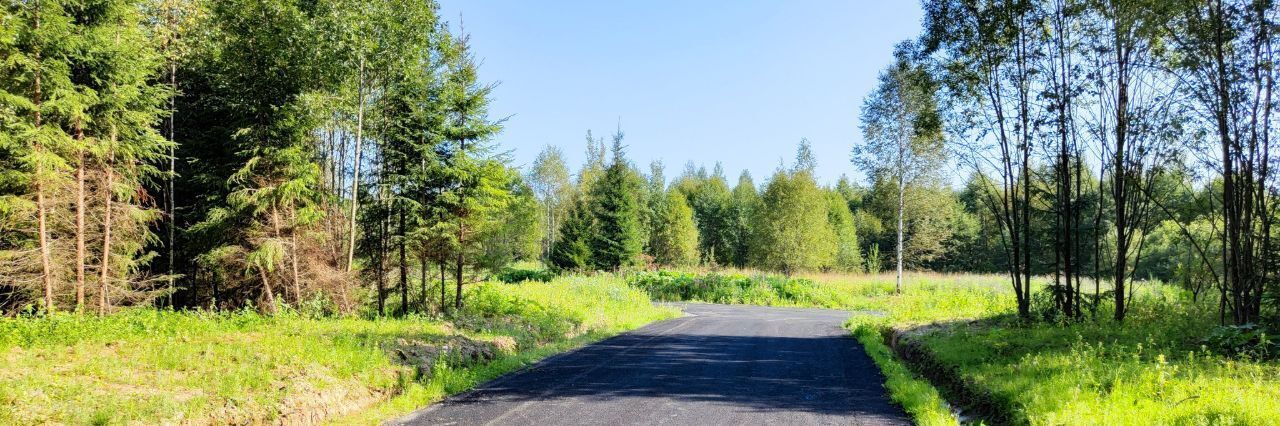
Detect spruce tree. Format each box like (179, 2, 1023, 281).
(185, 0, 330, 312)
(438, 28, 506, 310)
(1, 0, 169, 313)
(586, 132, 644, 270)
(1, 0, 77, 312)
(549, 195, 592, 271)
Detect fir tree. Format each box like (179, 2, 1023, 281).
(549, 194, 592, 271)
(586, 131, 644, 270)
(437, 27, 506, 310)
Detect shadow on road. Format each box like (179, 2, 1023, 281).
(448, 330, 901, 417)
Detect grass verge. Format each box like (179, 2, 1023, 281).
(847, 316, 957, 426)
(811, 273, 1280, 426)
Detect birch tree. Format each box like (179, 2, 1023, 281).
(855, 42, 946, 294)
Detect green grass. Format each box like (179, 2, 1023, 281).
(0, 275, 677, 425)
(848, 317, 957, 426)
(806, 272, 1280, 426)
(915, 298, 1280, 425)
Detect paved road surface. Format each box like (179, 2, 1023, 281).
(394, 303, 910, 426)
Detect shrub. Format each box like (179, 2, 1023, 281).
(626, 271, 853, 308)
(493, 266, 556, 283)
(1203, 323, 1277, 360)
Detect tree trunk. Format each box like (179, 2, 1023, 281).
(33, 5, 54, 313)
(1113, 44, 1131, 322)
(896, 172, 904, 295)
(259, 267, 276, 314)
(454, 222, 466, 311)
(399, 207, 408, 315)
(419, 255, 428, 313)
(75, 123, 87, 311)
(288, 207, 302, 305)
(454, 250, 464, 311)
(167, 61, 177, 306)
(345, 57, 366, 273)
(98, 128, 117, 315)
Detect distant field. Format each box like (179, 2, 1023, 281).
(0, 277, 677, 425)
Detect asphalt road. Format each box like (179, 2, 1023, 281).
(394, 303, 910, 426)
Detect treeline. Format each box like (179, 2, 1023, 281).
(1, 0, 539, 316)
(873, 0, 1277, 324)
(531, 136, 867, 275)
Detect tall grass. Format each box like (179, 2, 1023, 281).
(0, 275, 676, 425)
(802, 271, 1280, 425)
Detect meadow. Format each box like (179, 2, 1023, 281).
(0, 276, 677, 425)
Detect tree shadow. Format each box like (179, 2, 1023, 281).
(412, 325, 910, 423)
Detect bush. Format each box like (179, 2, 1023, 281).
(626, 271, 853, 308)
(493, 266, 556, 283)
(1203, 323, 1277, 360)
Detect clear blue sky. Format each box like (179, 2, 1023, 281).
(436, 1, 925, 186)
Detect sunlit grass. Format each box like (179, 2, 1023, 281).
(805, 271, 1280, 425)
(0, 275, 677, 425)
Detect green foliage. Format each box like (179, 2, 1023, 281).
(585, 135, 644, 270)
(1202, 324, 1277, 360)
(725, 171, 759, 267)
(527, 145, 573, 260)
(670, 163, 734, 266)
(866, 244, 883, 273)
(493, 265, 556, 284)
(627, 271, 855, 309)
(548, 195, 592, 271)
(0, 0, 173, 310)
(827, 191, 862, 272)
(648, 191, 699, 267)
(0, 275, 676, 424)
(753, 164, 835, 274)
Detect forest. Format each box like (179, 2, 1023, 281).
(0, 0, 1277, 424)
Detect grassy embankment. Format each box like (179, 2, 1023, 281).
(0, 276, 677, 425)
(629, 270, 1280, 425)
